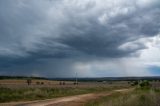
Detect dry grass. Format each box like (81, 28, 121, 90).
(0, 79, 130, 103)
(0, 80, 130, 89)
(0, 87, 109, 103)
(85, 87, 160, 106)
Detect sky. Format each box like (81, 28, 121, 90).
(0, 0, 160, 77)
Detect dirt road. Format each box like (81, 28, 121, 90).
(0, 88, 132, 106)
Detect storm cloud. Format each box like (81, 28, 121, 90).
(0, 0, 160, 77)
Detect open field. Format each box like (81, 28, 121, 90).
(0, 79, 129, 89)
(0, 88, 132, 106)
(0, 78, 160, 106)
(0, 79, 130, 103)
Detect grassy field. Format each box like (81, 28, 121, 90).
(0, 87, 107, 103)
(85, 87, 160, 106)
(1, 78, 160, 105)
(0, 79, 130, 103)
(0, 79, 129, 89)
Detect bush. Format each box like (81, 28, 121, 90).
(131, 81, 139, 86)
(36, 82, 40, 85)
(139, 80, 150, 88)
(26, 79, 32, 85)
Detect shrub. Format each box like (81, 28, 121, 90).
(131, 81, 139, 86)
(139, 80, 150, 88)
(36, 82, 40, 85)
(26, 79, 32, 85)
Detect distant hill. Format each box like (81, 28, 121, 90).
(0, 76, 160, 81)
(49, 76, 160, 81)
(0, 76, 46, 80)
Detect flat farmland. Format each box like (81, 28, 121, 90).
(0, 79, 131, 104)
(0, 79, 130, 89)
(0, 79, 160, 106)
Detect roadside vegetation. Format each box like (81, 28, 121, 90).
(85, 80, 160, 106)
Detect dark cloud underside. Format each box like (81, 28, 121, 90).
(0, 0, 159, 77)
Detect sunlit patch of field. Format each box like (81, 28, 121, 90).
(0, 79, 130, 89)
(0, 79, 72, 89)
(0, 79, 59, 85)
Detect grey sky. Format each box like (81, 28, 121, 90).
(0, 0, 160, 77)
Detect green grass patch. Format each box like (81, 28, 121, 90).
(85, 88, 160, 106)
(0, 86, 123, 103)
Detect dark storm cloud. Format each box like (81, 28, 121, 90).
(0, 0, 160, 77)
